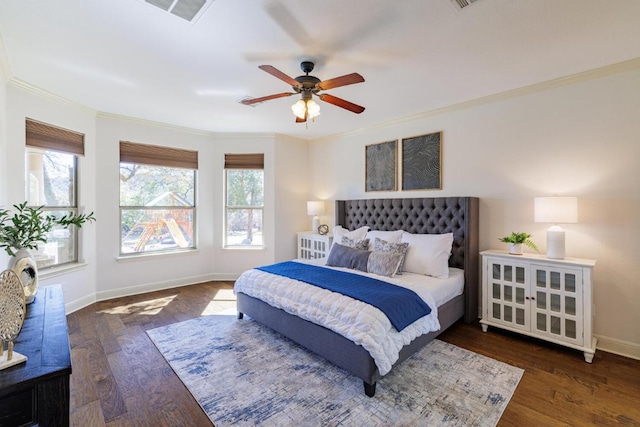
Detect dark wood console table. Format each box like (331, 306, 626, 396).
(0, 285, 71, 427)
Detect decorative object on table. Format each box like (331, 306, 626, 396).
(306, 201, 325, 234)
(317, 224, 329, 235)
(8, 249, 38, 304)
(148, 315, 523, 427)
(0, 269, 27, 370)
(402, 131, 442, 190)
(0, 201, 96, 303)
(365, 140, 397, 192)
(498, 232, 539, 255)
(534, 196, 578, 259)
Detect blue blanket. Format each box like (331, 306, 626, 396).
(256, 261, 431, 331)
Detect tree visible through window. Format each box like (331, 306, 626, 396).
(25, 118, 85, 269)
(26, 149, 79, 267)
(119, 141, 197, 255)
(224, 153, 264, 247)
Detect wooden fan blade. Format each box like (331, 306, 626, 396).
(241, 92, 295, 105)
(318, 94, 365, 114)
(259, 65, 300, 87)
(317, 73, 364, 91)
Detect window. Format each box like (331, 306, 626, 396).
(224, 153, 264, 247)
(119, 141, 197, 255)
(25, 118, 84, 269)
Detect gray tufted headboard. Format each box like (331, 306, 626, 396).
(335, 197, 479, 322)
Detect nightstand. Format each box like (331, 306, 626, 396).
(480, 250, 597, 362)
(297, 232, 333, 260)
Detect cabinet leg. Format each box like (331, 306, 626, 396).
(583, 351, 594, 363)
(481, 323, 488, 333)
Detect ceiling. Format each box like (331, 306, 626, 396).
(1, 0, 639, 140)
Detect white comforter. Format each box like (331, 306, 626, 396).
(234, 265, 440, 376)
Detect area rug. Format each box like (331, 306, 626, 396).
(147, 315, 523, 427)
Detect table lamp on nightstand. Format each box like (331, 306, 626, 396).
(534, 196, 578, 259)
(307, 201, 325, 234)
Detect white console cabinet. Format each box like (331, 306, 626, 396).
(297, 232, 333, 260)
(480, 250, 597, 362)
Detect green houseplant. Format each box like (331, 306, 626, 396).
(498, 232, 539, 255)
(0, 201, 95, 304)
(0, 201, 96, 257)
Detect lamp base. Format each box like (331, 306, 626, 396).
(312, 216, 320, 234)
(546, 226, 565, 259)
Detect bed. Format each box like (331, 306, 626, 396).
(236, 197, 479, 397)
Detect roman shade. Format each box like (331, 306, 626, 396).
(224, 153, 264, 169)
(25, 118, 85, 156)
(120, 141, 198, 169)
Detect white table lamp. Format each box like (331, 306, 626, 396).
(534, 196, 578, 259)
(307, 201, 325, 233)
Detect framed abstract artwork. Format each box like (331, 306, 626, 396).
(401, 131, 442, 190)
(365, 140, 397, 192)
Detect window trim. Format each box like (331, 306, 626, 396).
(223, 154, 265, 248)
(119, 141, 198, 256)
(25, 119, 84, 269)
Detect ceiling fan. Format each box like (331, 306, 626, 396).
(241, 61, 365, 123)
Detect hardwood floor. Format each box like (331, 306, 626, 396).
(67, 281, 640, 426)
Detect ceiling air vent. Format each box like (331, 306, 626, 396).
(449, 0, 482, 11)
(144, 0, 214, 22)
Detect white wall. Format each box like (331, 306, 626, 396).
(309, 67, 640, 358)
(1, 87, 310, 312)
(0, 64, 7, 207)
(2, 85, 99, 309)
(273, 135, 311, 261)
(94, 117, 310, 301)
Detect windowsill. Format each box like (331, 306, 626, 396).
(222, 246, 266, 251)
(39, 262, 88, 280)
(116, 248, 199, 262)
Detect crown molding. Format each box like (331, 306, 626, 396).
(5, 51, 639, 144)
(97, 111, 281, 139)
(310, 56, 640, 145)
(8, 77, 97, 112)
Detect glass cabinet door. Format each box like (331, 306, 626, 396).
(486, 259, 530, 332)
(531, 264, 583, 345)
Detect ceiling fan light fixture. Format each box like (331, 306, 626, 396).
(307, 100, 321, 118)
(291, 99, 320, 119)
(291, 99, 306, 119)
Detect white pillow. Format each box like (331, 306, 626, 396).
(365, 229, 403, 251)
(400, 232, 454, 278)
(332, 226, 369, 248)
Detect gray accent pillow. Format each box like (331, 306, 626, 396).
(341, 236, 370, 250)
(367, 251, 403, 278)
(326, 243, 370, 272)
(374, 237, 410, 275)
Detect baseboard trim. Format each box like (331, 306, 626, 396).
(596, 335, 640, 361)
(65, 293, 97, 314)
(65, 273, 242, 314)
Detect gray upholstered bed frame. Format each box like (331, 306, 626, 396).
(237, 197, 479, 397)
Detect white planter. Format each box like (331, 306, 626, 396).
(508, 243, 523, 255)
(8, 248, 38, 304)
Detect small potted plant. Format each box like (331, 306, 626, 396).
(498, 232, 539, 255)
(0, 201, 95, 303)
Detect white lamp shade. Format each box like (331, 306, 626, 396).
(292, 100, 321, 119)
(307, 201, 325, 216)
(534, 197, 578, 224)
(292, 100, 306, 119)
